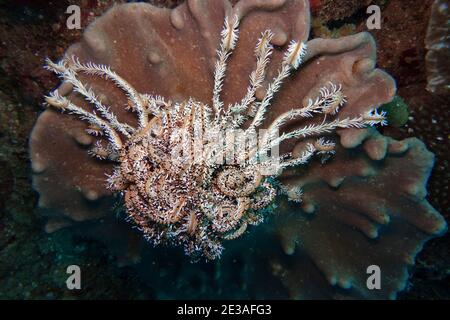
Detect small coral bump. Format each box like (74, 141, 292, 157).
(406, 183, 427, 198)
(301, 201, 316, 214)
(388, 140, 409, 154)
(337, 278, 352, 289)
(327, 275, 338, 286)
(327, 176, 345, 188)
(83, 189, 99, 201)
(358, 164, 377, 177)
(31, 159, 47, 173)
(170, 8, 185, 30)
(402, 252, 416, 265)
(367, 227, 379, 239)
(280, 235, 298, 255)
(364, 137, 388, 161)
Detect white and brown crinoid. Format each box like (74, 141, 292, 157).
(44, 16, 386, 260)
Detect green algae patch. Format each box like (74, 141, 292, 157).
(380, 95, 410, 127)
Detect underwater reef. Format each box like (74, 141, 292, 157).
(1, 0, 449, 299)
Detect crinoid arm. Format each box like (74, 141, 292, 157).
(227, 30, 274, 127)
(212, 15, 240, 118)
(44, 90, 124, 152)
(45, 58, 135, 137)
(68, 57, 149, 128)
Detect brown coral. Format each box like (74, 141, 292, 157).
(275, 131, 445, 298)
